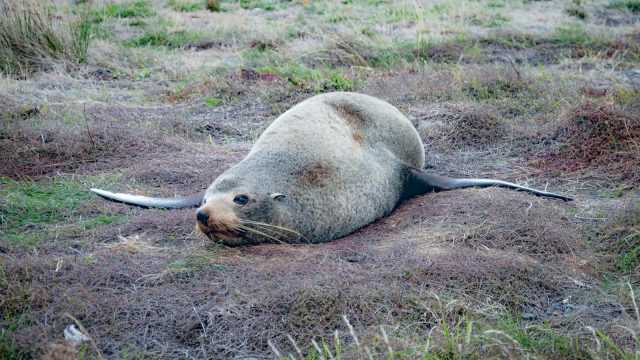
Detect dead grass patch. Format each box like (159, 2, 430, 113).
(532, 100, 640, 183)
(414, 33, 638, 66)
(1, 188, 602, 358)
(0, 119, 176, 179)
(414, 103, 506, 150)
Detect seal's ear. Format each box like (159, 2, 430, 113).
(270, 193, 286, 201)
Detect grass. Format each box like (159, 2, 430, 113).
(0, 176, 114, 246)
(0, 0, 92, 75)
(257, 62, 355, 93)
(1, 0, 639, 357)
(0, 330, 31, 360)
(205, 0, 222, 12)
(127, 28, 202, 48)
(468, 13, 510, 27)
(238, 0, 288, 11)
(278, 311, 596, 358)
(551, 24, 594, 45)
(615, 230, 640, 273)
(565, 6, 588, 19)
(607, 0, 640, 12)
(104, 0, 154, 18)
(168, 0, 205, 12)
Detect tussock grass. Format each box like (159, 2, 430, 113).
(0, 0, 92, 76)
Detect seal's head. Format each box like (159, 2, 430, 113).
(195, 177, 292, 245)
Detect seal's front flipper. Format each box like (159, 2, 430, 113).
(402, 169, 573, 201)
(90, 188, 204, 209)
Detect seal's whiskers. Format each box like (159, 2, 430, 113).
(237, 224, 286, 244)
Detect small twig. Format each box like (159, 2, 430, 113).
(342, 315, 360, 349)
(310, 339, 326, 360)
(287, 334, 303, 360)
(627, 281, 640, 329)
(624, 71, 639, 94)
(507, 57, 521, 80)
(380, 325, 393, 358)
(83, 103, 95, 147)
(268, 339, 283, 358)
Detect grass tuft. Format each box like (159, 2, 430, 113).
(0, 0, 92, 75)
(615, 230, 640, 273)
(127, 28, 201, 48)
(566, 6, 588, 19)
(168, 0, 205, 12)
(607, 0, 640, 12)
(551, 24, 593, 45)
(105, 0, 154, 18)
(205, 0, 222, 11)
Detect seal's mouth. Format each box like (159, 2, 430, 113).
(197, 222, 246, 245)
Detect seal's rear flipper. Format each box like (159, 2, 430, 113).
(403, 169, 573, 201)
(90, 188, 204, 209)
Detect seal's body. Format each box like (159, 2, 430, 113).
(91, 92, 571, 245)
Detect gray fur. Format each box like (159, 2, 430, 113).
(91, 92, 571, 245)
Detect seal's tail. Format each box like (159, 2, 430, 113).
(403, 170, 573, 201)
(90, 188, 204, 209)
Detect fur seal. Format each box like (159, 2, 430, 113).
(91, 92, 572, 245)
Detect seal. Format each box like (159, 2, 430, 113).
(91, 92, 572, 245)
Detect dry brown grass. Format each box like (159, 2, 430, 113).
(0, 115, 175, 179)
(415, 102, 506, 150)
(2, 188, 622, 358)
(532, 100, 640, 183)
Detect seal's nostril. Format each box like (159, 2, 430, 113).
(196, 210, 209, 225)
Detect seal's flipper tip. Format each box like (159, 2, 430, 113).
(90, 188, 115, 198)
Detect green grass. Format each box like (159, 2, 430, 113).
(551, 24, 594, 45)
(0, 176, 115, 246)
(77, 214, 123, 231)
(257, 62, 355, 93)
(204, 96, 224, 107)
(469, 13, 510, 28)
(486, 1, 505, 8)
(607, 0, 640, 12)
(238, 0, 290, 11)
(127, 28, 202, 48)
(0, 330, 31, 360)
(168, 0, 205, 12)
(205, 0, 222, 12)
(105, 0, 154, 18)
(566, 6, 588, 19)
(615, 230, 640, 273)
(298, 312, 589, 358)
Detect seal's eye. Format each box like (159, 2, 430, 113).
(233, 194, 249, 205)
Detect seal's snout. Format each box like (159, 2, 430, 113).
(195, 201, 245, 245)
(196, 210, 209, 225)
